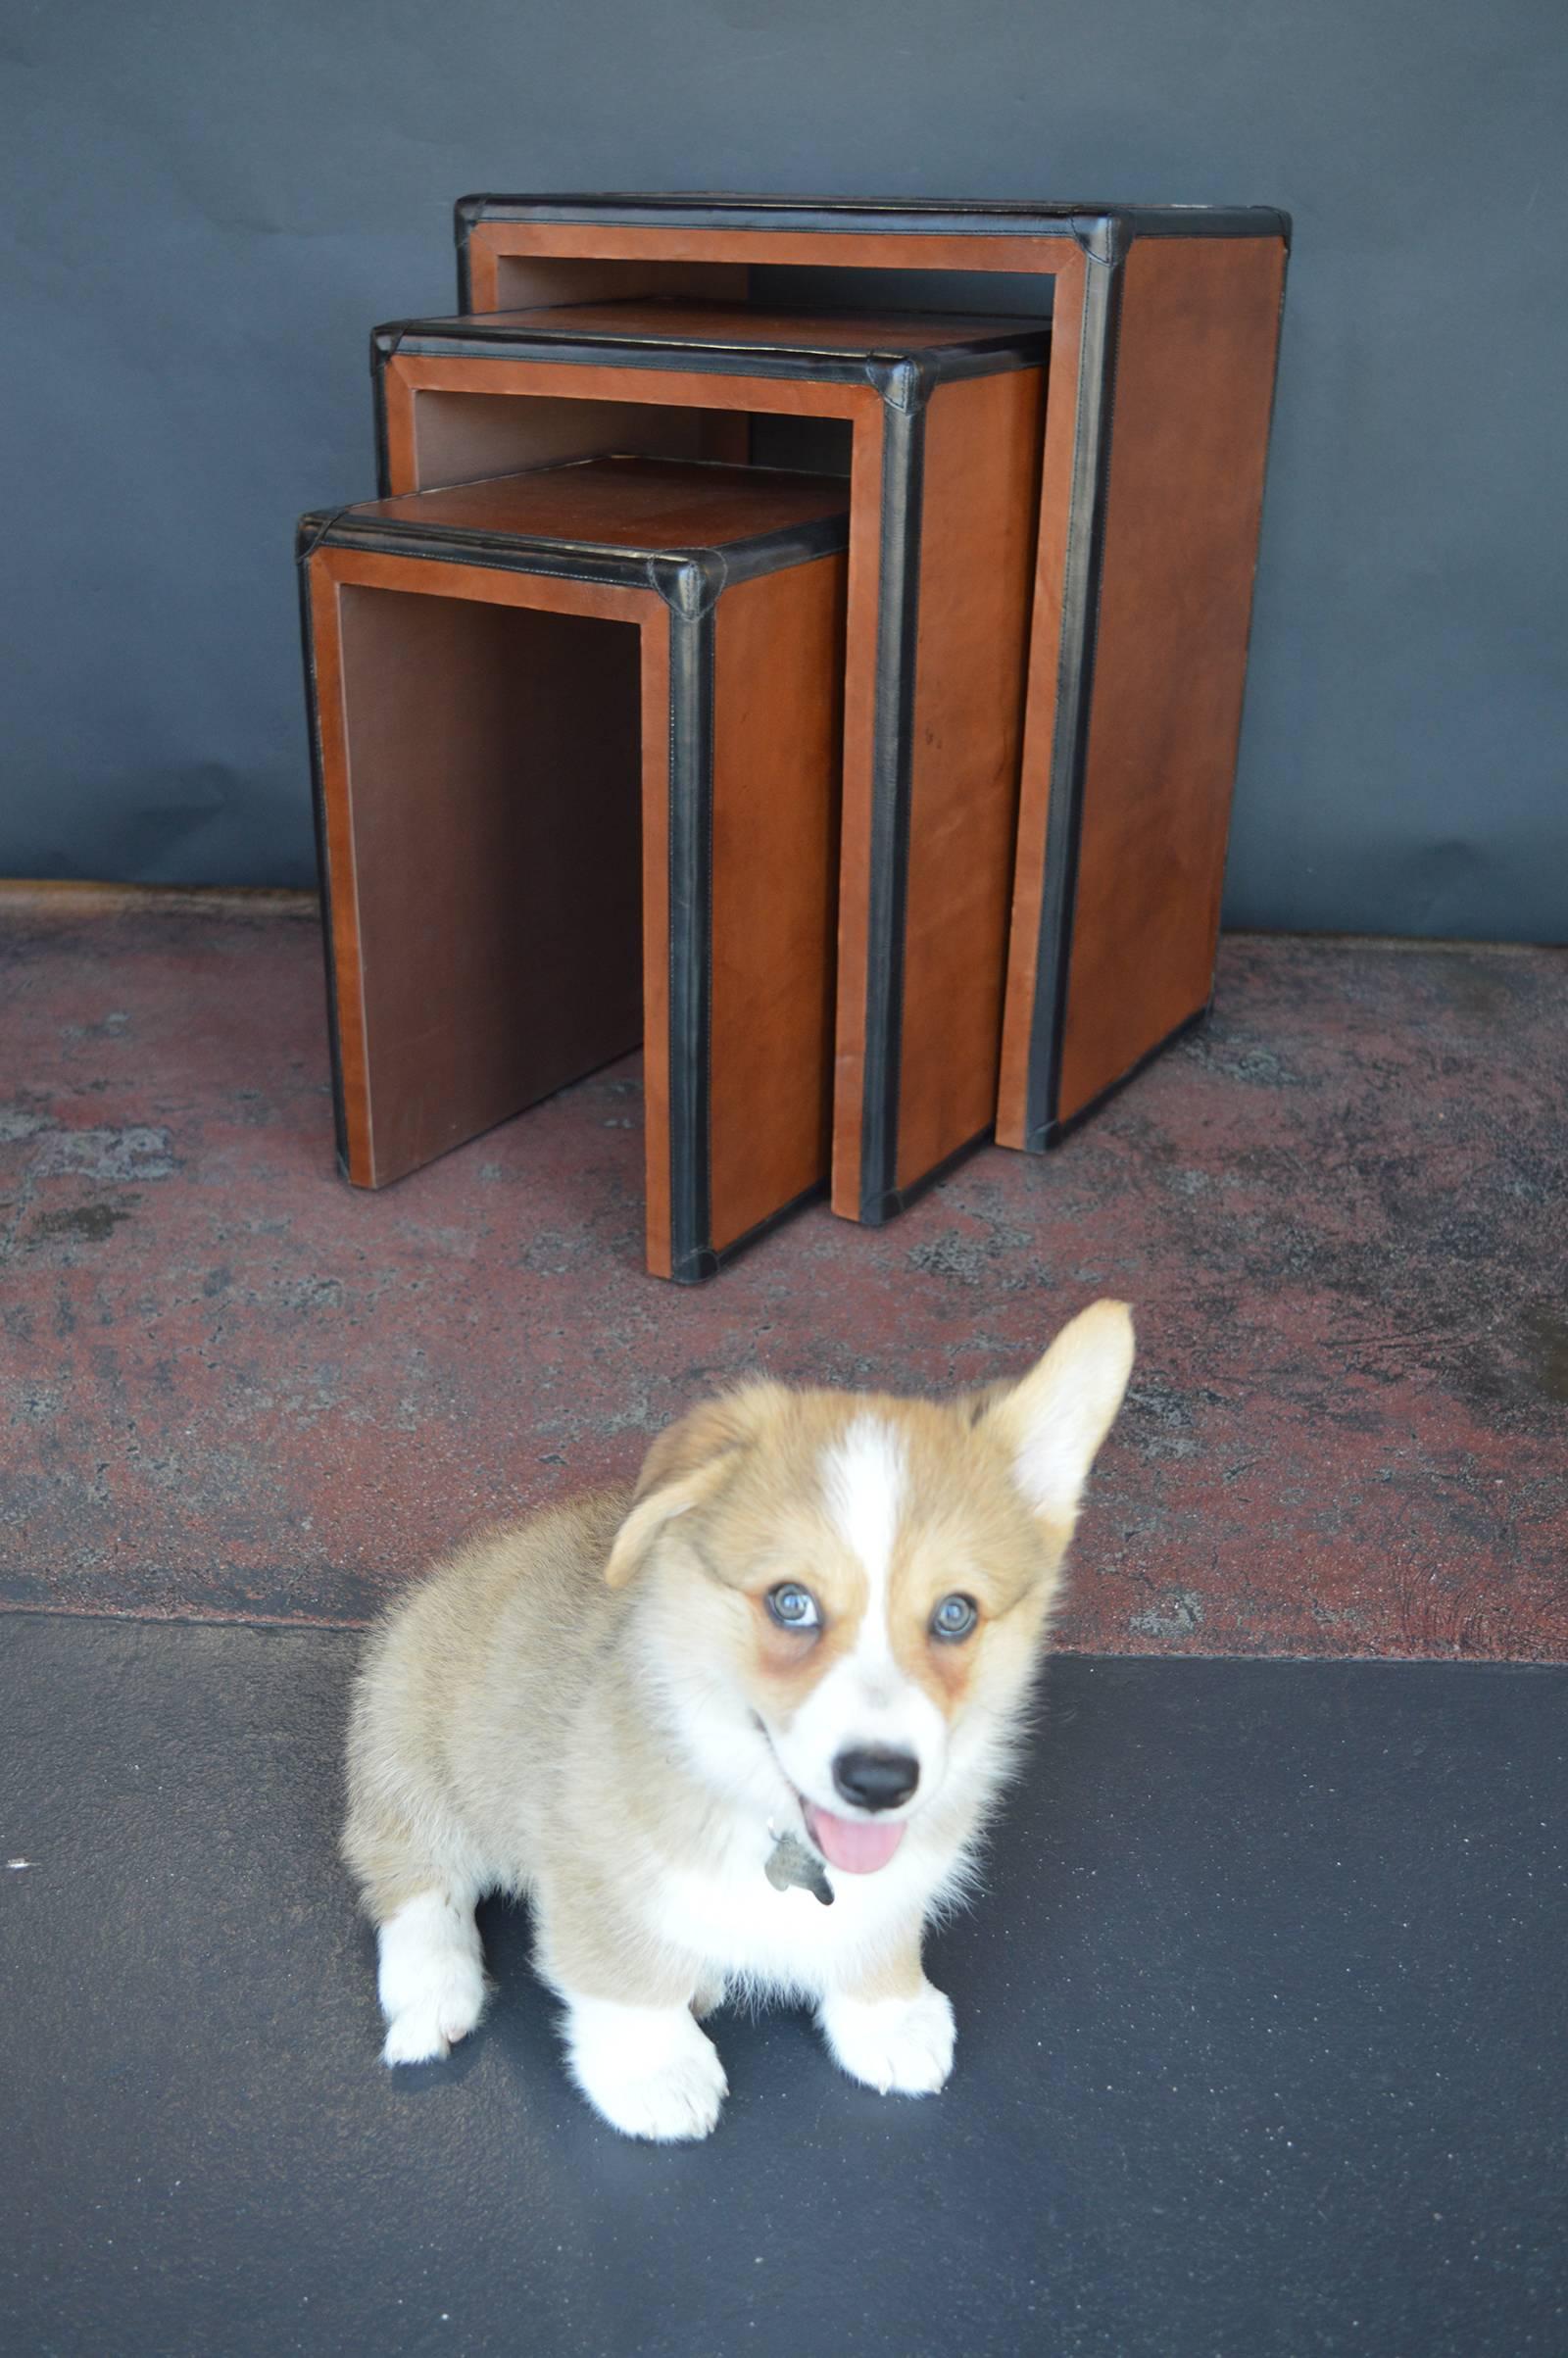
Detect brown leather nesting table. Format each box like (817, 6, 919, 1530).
(370, 300, 1050, 1223)
(299, 456, 847, 1281)
(453, 197, 1290, 1157)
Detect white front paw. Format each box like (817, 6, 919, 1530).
(820, 1982, 956, 2096)
(383, 1975, 485, 2067)
(564, 1995, 729, 2142)
(377, 1891, 486, 2066)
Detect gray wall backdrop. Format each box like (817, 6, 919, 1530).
(4, 0, 1564, 938)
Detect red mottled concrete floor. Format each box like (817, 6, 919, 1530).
(1, 885, 1564, 1657)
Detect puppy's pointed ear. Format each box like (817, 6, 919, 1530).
(977, 1302, 1135, 1535)
(604, 1384, 786, 1588)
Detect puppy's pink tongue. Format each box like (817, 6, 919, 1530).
(804, 1804, 906, 1875)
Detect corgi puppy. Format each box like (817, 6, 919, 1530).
(342, 1300, 1134, 2140)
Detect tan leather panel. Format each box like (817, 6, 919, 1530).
(355, 456, 848, 551)
(995, 249, 1086, 1145)
(888, 366, 1045, 1196)
(467, 221, 1079, 283)
(487, 257, 747, 310)
(382, 354, 882, 498)
(707, 557, 847, 1253)
(389, 352, 886, 418)
(1057, 235, 1286, 1122)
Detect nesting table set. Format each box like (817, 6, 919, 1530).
(299, 195, 1288, 1280)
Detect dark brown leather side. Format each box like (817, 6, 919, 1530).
(995, 248, 1087, 1147)
(310, 550, 656, 1192)
(885, 365, 1045, 1199)
(707, 555, 847, 1253)
(1057, 235, 1286, 1123)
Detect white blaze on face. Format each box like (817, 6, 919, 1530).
(824, 1417, 904, 1688)
(771, 1417, 949, 1815)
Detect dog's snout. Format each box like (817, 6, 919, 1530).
(832, 1746, 919, 1812)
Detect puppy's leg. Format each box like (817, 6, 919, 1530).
(343, 1720, 492, 2065)
(560, 1993, 729, 2142)
(374, 1885, 488, 2066)
(537, 1901, 726, 2141)
(819, 1938, 956, 2097)
(690, 1975, 727, 2022)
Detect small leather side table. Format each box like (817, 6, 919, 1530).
(298, 456, 848, 1281)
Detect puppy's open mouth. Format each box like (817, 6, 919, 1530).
(756, 1720, 908, 1875)
(800, 1802, 906, 1876)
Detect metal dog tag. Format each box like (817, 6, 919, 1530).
(764, 1831, 834, 1906)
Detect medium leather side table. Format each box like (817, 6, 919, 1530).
(371, 300, 1049, 1222)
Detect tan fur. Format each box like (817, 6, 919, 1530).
(342, 1301, 1135, 2137)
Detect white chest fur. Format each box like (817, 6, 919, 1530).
(645, 1820, 960, 2001)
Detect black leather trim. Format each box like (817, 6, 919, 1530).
(861, 343, 1034, 394)
(293, 547, 351, 1179)
(1124, 209, 1293, 247)
(1069, 215, 1126, 267)
(375, 315, 1050, 384)
(369, 337, 392, 499)
(672, 1179, 831, 1284)
(664, 597, 715, 1282)
(295, 504, 848, 602)
(1031, 1002, 1211, 1150)
(453, 193, 1291, 243)
(1020, 243, 1126, 1150)
(294, 509, 355, 566)
(858, 1123, 995, 1228)
(856, 383, 925, 1223)
(454, 196, 477, 312)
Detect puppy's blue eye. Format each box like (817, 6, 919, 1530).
(932, 1594, 979, 1642)
(766, 1583, 820, 1630)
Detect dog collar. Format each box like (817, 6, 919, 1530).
(764, 1830, 834, 1906)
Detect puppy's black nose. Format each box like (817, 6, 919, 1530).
(832, 1746, 919, 1812)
